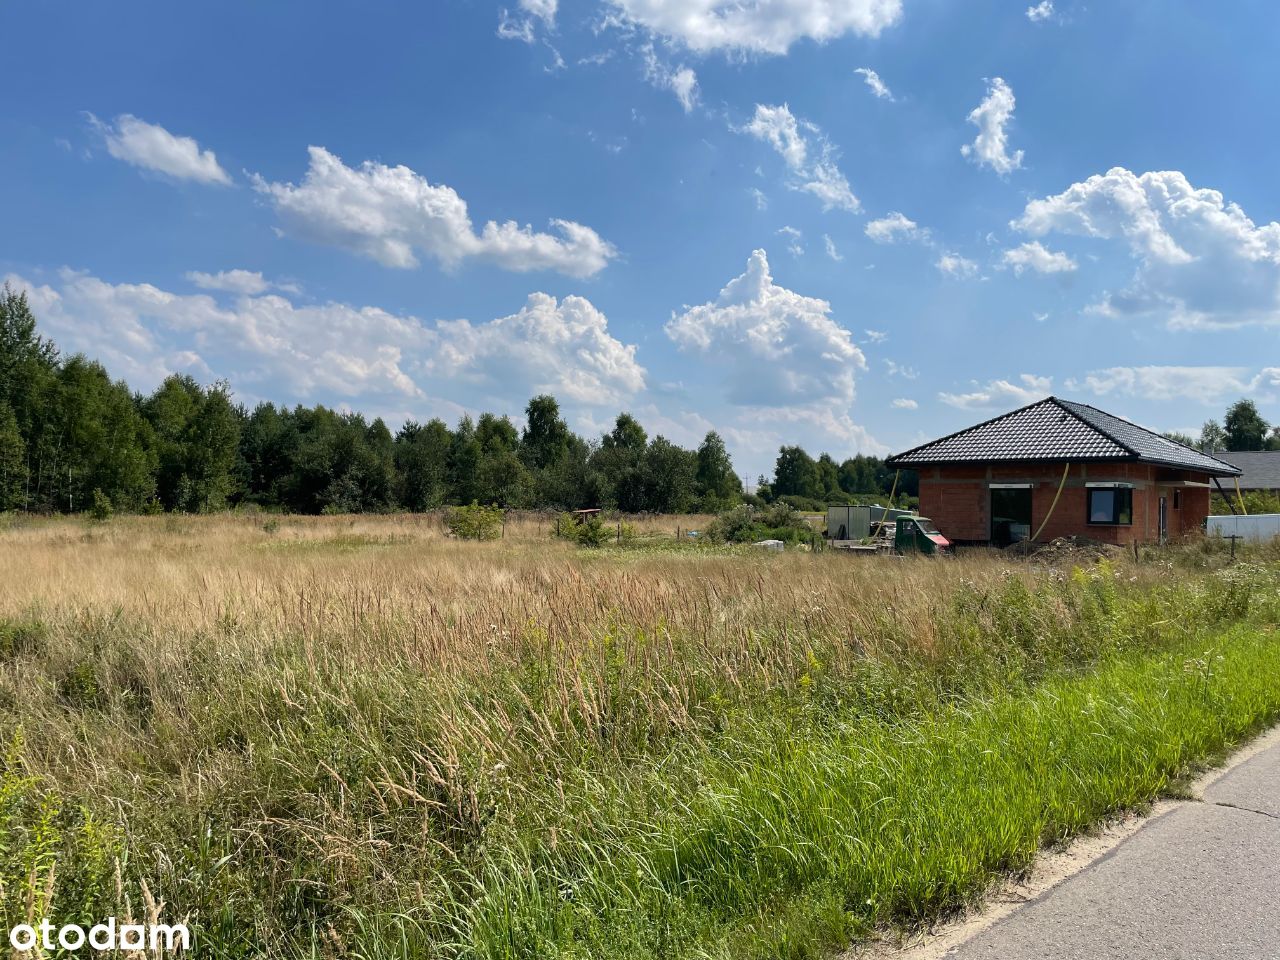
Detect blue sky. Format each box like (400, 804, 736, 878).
(2, 0, 1278, 480)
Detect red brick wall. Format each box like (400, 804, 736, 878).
(917, 462, 1214, 545)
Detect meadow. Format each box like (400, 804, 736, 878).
(0, 512, 1277, 959)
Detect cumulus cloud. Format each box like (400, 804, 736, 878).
(1013, 167, 1280, 328)
(741, 104, 859, 212)
(865, 211, 928, 244)
(1065, 366, 1273, 404)
(1001, 240, 1077, 275)
(1026, 1, 1055, 22)
(87, 114, 230, 185)
(427, 293, 645, 407)
(936, 252, 978, 278)
(3, 270, 643, 415)
(665, 249, 865, 410)
(605, 0, 902, 55)
(854, 67, 894, 100)
(961, 78, 1024, 175)
(252, 146, 616, 277)
(9, 269, 425, 399)
(891, 397, 918, 409)
(864, 329, 888, 344)
(640, 43, 700, 112)
(824, 234, 843, 261)
(939, 374, 1052, 410)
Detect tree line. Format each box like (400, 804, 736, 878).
(1166, 399, 1280, 452)
(0, 284, 903, 516)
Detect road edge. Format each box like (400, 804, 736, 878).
(847, 722, 1280, 960)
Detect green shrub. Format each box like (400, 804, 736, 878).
(707, 503, 815, 545)
(89, 488, 113, 522)
(555, 512, 631, 547)
(575, 514, 613, 547)
(446, 502, 504, 541)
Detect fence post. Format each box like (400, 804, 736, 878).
(617, 521, 622, 544)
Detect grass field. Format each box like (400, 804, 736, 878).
(0, 512, 1277, 958)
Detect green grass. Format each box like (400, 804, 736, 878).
(445, 623, 1280, 960)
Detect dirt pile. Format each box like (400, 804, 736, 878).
(1004, 535, 1123, 563)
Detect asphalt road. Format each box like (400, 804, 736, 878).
(946, 739, 1280, 960)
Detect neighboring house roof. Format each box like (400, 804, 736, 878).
(886, 397, 1242, 477)
(1212, 451, 1280, 490)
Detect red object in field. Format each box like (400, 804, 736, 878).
(929, 534, 951, 549)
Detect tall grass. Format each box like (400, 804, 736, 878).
(0, 513, 1276, 957)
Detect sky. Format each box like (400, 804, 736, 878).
(2, 0, 1279, 481)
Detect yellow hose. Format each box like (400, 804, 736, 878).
(1235, 477, 1248, 516)
(886, 469, 900, 509)
(1030, 463, 1071, 543)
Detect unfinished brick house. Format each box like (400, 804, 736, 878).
(885, 397, 1243, 546)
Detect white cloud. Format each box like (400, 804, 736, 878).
(253, 146, 616, 277)
(749, 187, 769, 210)
(8, 269, 425, 399)
(521, 0, 557, 23)
(4, 270, 643, 415)
(665, 249, 865, 409)
(605, 0, 903, 56)
(88, 114, 230, 185)
(497, 10, 537, 41)
(884, 358, 917, 379)
(865, 211, 928, 244)
(498, 0, 557, 42)
(741, 104, 859, 212)
(742, 405, 887, 453)
(891, 397, 918, 409)
(1001, 240, 1077, 275)
(640, 44, 700, 112)
(961, 78, 1024, 175)
(744, 103, 808, 171)
(777, 226, 805, 256)
(824, 234, 843, 261)
(939, 374, 1052, 410)
(1064, 366, 1263, 404)
(864, 329, 888, 343)
(1013, 167, 1280, 328)
(427, 293, 645, 407)
(854, 67, 894, 100)
(936, 252, 978, 278)
(185, 269, 273, 296)
(1026, 1, 1054, 22)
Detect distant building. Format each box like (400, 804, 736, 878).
(885, 397, 1242, 546)
(1212, 451, 1280, 496)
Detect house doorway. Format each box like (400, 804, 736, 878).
(991, 485, 1033, 546)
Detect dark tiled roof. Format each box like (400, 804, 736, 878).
(886, 397, 1242, 477)
(1213, 451, 1280, 490)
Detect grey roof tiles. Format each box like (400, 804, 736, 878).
(1213, 451, 1280, 490)
(886, 397, 1242, 477)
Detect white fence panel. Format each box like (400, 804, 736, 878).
(1206, 514, 1280, 543)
